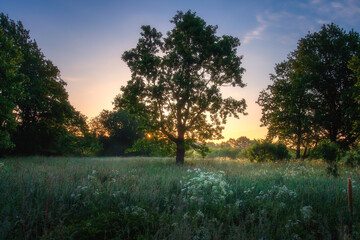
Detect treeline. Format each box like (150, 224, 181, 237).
(1, 12, 360, 161)
(0, 13, 102, 156)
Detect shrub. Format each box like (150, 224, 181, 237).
(246, 141, 289, 162)
(312, 141, 340, 177)
(341, 148, 360, 167)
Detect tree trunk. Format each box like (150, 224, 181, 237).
(176, 138, 185, 164)
(296, 144, 301, 159)
(296, 136, 301, 159)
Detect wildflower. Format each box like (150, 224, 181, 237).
(195, 210, 204, 219)
(300, 205, 312, 220)
(183, 212, 190, 220)
(181, 168, 232, 206)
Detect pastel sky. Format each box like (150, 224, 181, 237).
(2, 0, 360, 141)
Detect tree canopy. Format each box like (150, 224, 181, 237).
(0, 13, 100, 156)
(258, 23, 360, 156)
(117, 10, 247, 163)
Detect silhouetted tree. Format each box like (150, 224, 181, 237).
(258, 60, 316, 158)
(91, 108, 141, 156)
(0, 13, 98, 156)
(258, 23, 360, 156)
(0, 25, 24, 154)
(117, 10, 247, 164)
(294, 23, 360, 149)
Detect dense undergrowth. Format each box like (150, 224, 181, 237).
(0, 157, 359, 239)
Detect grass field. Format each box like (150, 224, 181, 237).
(0, 157, 359, 239)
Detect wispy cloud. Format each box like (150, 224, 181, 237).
(310, 0, 360, 22)
(242, 11, 307, 45)
(243, 15, 268, 44)
(316, 19, 331, 25)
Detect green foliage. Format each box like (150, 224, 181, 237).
(117, 10, 246, 163)
(126, 136, 176, 157)
(312, 140, 340, 177)
(258, 60, 316, 159)
(259, 23, 360, 154)
(312, 141, 340, 164)
(294, 23, 360, 148)
(0, 13, 94, 156)
(341, 148, 360, 167)
(91, 108, 141, 156)
(0, 24, 24, 153)
(246, 141, 290, 162)
(208, 146, 242, 159)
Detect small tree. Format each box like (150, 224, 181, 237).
(117, 10, 247, 164)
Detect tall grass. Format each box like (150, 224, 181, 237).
(0, 157, 359, 239)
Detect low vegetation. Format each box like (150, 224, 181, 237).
(1, 157, 359, 239)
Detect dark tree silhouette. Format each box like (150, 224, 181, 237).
(0, 13, 99, 156)
(117, 10, 247, 163)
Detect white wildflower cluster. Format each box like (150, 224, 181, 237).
(243, 186, 255, 195)
(283, 165, 316, 178)
(124, 205, 148, 218)
(87, 169, 97, 182)
(71, 169, 102, 200)
(109, 169, 121, 183)
(255, 185, 297, 201)
(181, 168, 233, 205)
(300, 205, 312, 220)
(285, 218, 300, 229)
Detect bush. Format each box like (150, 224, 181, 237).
(341, 147, 360, 167)
(312, 141, 340, 177)
(246, 141, 289, 162)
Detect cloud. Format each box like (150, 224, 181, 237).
(242, 11, 307, 45)
(310, 0, 360, 22)
(243, 17, 267, 44)
(311, 0, 322, 4)
(316, 19, 330, 24)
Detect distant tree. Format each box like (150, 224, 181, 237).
(117, 10, 247, 164)
(227, 136, 253, 149)
(0, 26, 23, 153)
(258, 60, 316, 159)
(90, 108, 141, 156)
(0, 13, 95, 156)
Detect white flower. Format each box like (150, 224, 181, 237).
(300, 205, 312, 220)
(195, 210, 204, 219)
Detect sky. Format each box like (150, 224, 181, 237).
(2, 0, 360, 141)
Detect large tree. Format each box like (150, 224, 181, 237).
(0, 26, 24, 152)
(0, 13, 97, 156)
(117, 10, 247, 163)
(258, 60, 316, 158)
(258, 23, 360, 153)
(294, 23, 360, 148)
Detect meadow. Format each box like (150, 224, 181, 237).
(0, 157, 359, 240)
